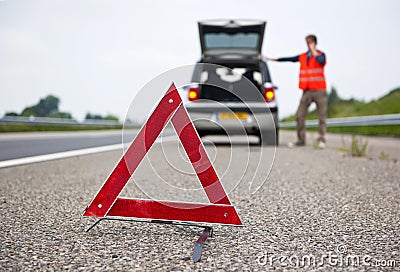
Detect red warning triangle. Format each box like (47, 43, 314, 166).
(83, 83, 242, 226)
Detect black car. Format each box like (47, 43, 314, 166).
(185, 19, 279, 145)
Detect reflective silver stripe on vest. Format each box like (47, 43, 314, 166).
(299, 77, 325, 81)
(300, 69, 324, 74)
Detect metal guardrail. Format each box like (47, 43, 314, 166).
(2, 114, 400, 128)
(0, 116, 121, 126)
(279, 113, 400, 128)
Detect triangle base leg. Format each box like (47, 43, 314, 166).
(86, 218, 104, 232)
(193, 227, 213, 262)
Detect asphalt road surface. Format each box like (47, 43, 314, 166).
(0, 129, 176, 162)
(0, 130, 138, 161)
(0, 131, 399, 270)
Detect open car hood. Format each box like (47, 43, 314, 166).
(198, 19, 266, 57)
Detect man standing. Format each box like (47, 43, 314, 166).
(268, 34, 327, 148)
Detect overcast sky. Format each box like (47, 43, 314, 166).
(1, 0, 399, 121)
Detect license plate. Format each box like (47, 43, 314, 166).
(218, 112, 248, 120)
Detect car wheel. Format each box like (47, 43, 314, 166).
(197, 130, 206, 138)
(258, 129, 278, 146)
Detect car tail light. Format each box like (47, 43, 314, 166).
(263, 83, 275, 102)
(188, 87, 199, 101)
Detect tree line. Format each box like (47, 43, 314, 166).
(4, 94, 119, 122)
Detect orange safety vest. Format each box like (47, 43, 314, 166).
(299, 51, 326, 91)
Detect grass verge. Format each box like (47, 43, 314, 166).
(281, 125, 400, 137)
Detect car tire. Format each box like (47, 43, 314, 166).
(197, 130, 206, 138)
(258, 129, 279, 146)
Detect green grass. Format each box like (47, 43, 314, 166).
(348, 135, 368, 157)
(281, 125, 400, 137)
(0, 124, 124, 133)
(379, 151, 390, 160)
(281, 87, 400, 122)
(325, 125, 400, 137)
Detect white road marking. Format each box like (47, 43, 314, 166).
(0, 135, 177, 168)
(0, 129, 130, 141)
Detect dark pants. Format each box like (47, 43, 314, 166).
(296, 90, 327, 144)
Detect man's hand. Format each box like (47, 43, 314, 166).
(311, 49, 319, 56)
(308, 43, 319, 56)
(262, 55, 277, 61)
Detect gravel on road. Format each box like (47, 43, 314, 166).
(1, 134, 399, 271)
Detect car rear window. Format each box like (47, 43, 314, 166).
(198, 66, 264, 102)
(204, 33, 260, 49)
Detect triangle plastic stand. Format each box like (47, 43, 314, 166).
(83, 83, 242, 262)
